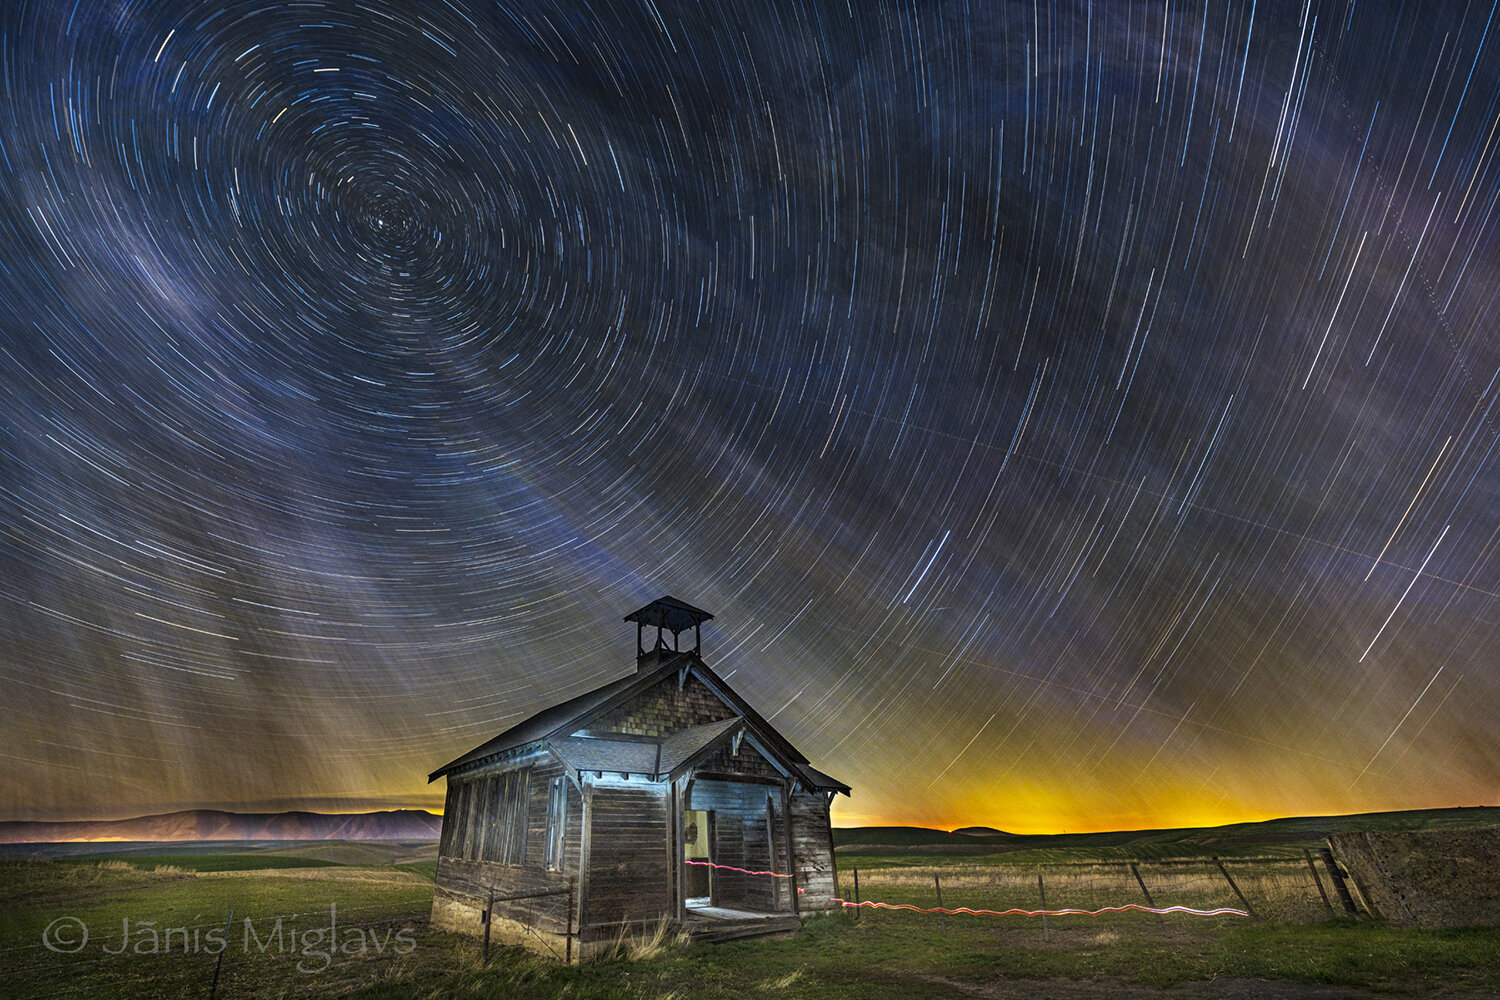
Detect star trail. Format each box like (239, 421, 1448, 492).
(1, 0, 1497, 834)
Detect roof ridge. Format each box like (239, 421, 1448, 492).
(427, 649, 848, 796)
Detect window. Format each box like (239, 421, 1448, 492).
(544, 776, 567, 870)
(446, 767, 532, 865)
(472, 775, 495, 861)
(449, 778, 477, 860)
(461, 778, 481, 861)
(502, 767, 530, 865)
(480, 766, 531, 865)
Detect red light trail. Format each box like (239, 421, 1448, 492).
(686, 859, 793, 878)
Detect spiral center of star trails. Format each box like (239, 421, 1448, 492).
(0, 0, 1495, 836)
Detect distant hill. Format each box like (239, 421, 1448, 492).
(0, 809, 441, 844)
(834, 805, 1500, 859)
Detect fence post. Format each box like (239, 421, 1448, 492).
(1303, 848, 1334, 916)
(852, 867, 860, 921)
(566, 878, 575, 964)
(933, 873, 947, 932)
(483, 886, 494, 964)
(1212, 857, 1256, 918)
(1037, 873, 1050, 939)
(208, 908, 233, 1000)
(1318, 847, 1359, 917)
(1129, 862, 1165, 927)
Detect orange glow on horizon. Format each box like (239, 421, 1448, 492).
(829, 803, 1276, 836)
(826, 792, 1494, 836)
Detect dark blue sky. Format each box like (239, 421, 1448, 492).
(1, 0, 1497, 831)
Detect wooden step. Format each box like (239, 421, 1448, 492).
(685, 913, 801, 943)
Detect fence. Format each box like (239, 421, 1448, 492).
(434, 881, 576, 962)
(435, 851, 1359, 966)
(836, 852, 1354, 925)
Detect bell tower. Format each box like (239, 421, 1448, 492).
(624, 595, 714, 669)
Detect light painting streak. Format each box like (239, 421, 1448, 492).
(685, 860, 792, 878)
(690, 862, 1250, 919)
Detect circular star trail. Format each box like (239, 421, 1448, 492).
(1, 0, 1497, 831)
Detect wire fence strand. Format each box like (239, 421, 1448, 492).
(836, 856, 1339, 924)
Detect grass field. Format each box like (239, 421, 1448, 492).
(2, 810, 1497, 999)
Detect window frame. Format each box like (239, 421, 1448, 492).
(544, 775, 567, 871)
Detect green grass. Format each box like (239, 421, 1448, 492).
(1203, 923, 1500, 993)
(259, 841, 437, 866)
(395, 859, 440, 880)
(329, 912, 1500, 1000)
(3, 821, 1498, 999)
(49, 853, 346, 873)
(0, 857, 433, 1000)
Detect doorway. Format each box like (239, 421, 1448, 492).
(683, 808, 713, 906)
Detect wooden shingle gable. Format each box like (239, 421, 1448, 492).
(691, 727, 790, 784)
(572, 657, 733, 738)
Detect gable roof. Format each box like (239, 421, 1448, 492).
(427, 651, 849, 794)
(550, 736, 662, 775)
(657, 717, 742, 775)
(425, 651, 692, 780)
(792, 762, 849, 793)
(541, 717, 747, 782)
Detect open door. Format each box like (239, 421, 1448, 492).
(683, 809, 713, 906)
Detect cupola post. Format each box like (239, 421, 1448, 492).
(623, 596, 714, 669)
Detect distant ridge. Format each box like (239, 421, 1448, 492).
(834, 806, 1500, 857)
(0, 809, 441, 844)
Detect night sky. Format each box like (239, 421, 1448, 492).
(2, 0, 1497, 834)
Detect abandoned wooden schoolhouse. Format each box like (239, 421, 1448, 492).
(428, 596, 850, 958)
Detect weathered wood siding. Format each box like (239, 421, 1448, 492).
(790, 790, 839, 910)
(583, 777, 669, 929)
(433, 750, 583, 939)
(687, 778, 785, 912)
